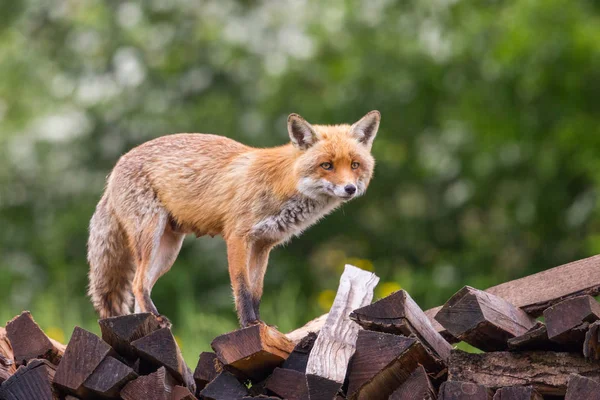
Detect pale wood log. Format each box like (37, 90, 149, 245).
(0, 327, 16, 383)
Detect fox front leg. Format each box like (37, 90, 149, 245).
(226, 236, 259, 327)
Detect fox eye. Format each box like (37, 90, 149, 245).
(351, 162, 360, 169)
(320, 162, 333, 170)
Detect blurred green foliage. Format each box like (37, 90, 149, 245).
(1, 0, 599, 363)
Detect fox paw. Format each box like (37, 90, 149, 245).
(156, 314, 172, 329)
(247, 319, 278, 330)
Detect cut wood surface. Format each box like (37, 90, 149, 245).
(6, 311, 65, 365)
(0, 359, 56, 400)
(53, 327, 114, 396)
(439, 381, 493, 400)
(264, 367, 308, 400)
(448, 350, 600, 396)
(492, 386, 543, 400)
(0, 327, 16, 383)
(584, 320, 600, 360)
(193, 351, 220, 392)
(387, 365, 436, 400)
(120, 366, 176, 400)
(99, 313, 161, 360)
(350, 289, 451, 361)
(171, 385, 196, 400)
(305, 264, 379, 394)
(507, 322, 569, 352)
(82, 356, 137, 398)
(199, 371, 249, 400)
(280, 331, 317, 373)
(435, 286, 536, 351)
(543, 295, 600, 344)
(564, 374, 600, 400)
(211, 323, 293, 381)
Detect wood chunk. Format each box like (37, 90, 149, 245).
(199, 371, 248, 400)
(53, 327, 113, 396)
(0, 359, 56, 400)
(0, 327, 16, 383)
(507, 322, 569, 352)
(99, 313, 161, 360)
(584, 320, 600, 360)
(264, 367, 308, 400)
(287, 314, 328, 344)
(543, 295, 600, 344)
(306, 264, 379, 397)
(5, 311, 65, 365)
(82, 356, 137, 398)
(565, 374, 600, 400)
(211, 324, 294, 381)
(347, 330, 443, 400)
(435, 286, 536, 351)
(121, 366, 177, 400)
(439, 381, 493, 399)
(351, 290, 452, 362)
(280, 332, 317, 373)
(388, 365, 436, 400)
(131, 327, 191, 387)
(306, 374, 340, 400)
(171, 385, 196, 400)
(193, 351, 220, 392)
(493, 386, 543, 400)
(448, 350, 600, 396)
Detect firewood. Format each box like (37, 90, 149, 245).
(193, 351, 220, 393)
(306, 264, 379, 399)
(507, 322, 568, 352)
(0, 359, 56, 400)
(171, 385, 196, 400)
(211, 323, 294, 381)
(131, 327, 194, 390)
(346, 330, 442, 400)
(564, 374, 600, 400)
(388, 365, 436, 400)
(82, 355, 137, 398)
(438, 381, 493, 399)
(543, 295, 600, 344)
(264, 367, 308, 400)
(99, 313, 161, 360)
(583, 320, 600, 360)
(121, 366, 177, 400)
(280, 332, 317, 373)
(492, 386, 543, 400)
(5, 311, 65, 365)
(448, 350, 600, 396)
(53, 327, 114, 396)
(351, 290, 452, 363)
(199, 371, 248, 400)
(0, 327, 16, 383)
(435, 286, 536, 351)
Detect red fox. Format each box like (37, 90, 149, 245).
(87, 111, 380, 327)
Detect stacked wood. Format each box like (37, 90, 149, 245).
(493, 386, 543, 400)
(388, 365, 436, 400)
(583, 320, 600, 360)
(564, 374, 600, 400)
(0, 359, 56, 400)
(193, 351, 220, 393)
(543, 295, 600, 344)
(0, 328, 16, 384)
(438, 381, 493, 399)
(5, 311, 65, 366)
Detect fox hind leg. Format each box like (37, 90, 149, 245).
(248, 242, 272, 322)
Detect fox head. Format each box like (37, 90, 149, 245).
(288, 111, 380, 201)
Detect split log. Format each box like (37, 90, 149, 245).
(5, 311, 65, 365)
(543, 295, 600, 344)
(121, 366, 176, 400)
(131, 327, 194, 390)
(172, 385, 197, 400)
(439, 381, 493, 400)
(82, 356, 137, 398)
(53, 327, 114, 397)
(564, 374, 600, 400)
(0, 359, 56, 400)
(448, 350, 600, 396)
(346, 330, 443, 400)
(493, 386, 543, 400)
(264, 367, 308, 400)
(351, 289, 452, 362)
(435, 286, 536, 351)
(199, 371, 249, 400)
(388, 365, 437, 400)
(507, 322, 568, 352)
(211, 324, 294, 381)
(0, 327, 16, 383)
(305, 264, 379, 399)
(193, 351, 220, 392)
(281, 332, 317, 373)
(583, 320, 600, 360)
(99, 313, 161, 360)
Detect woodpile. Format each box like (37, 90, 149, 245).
(1, 256, 599, 399)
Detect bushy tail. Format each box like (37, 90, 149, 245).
(87, 194, 134, 318)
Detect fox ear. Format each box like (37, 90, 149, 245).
(288, 114, 318, 150)
(350, 110, 380, 149)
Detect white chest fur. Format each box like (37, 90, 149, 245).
(251, 195, 340, 241)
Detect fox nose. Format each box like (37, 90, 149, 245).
(344, 184, 357, 195)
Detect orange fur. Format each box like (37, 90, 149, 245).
(87, 111, 380, 326)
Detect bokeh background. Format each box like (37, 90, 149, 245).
(1, 0, 599, 363)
